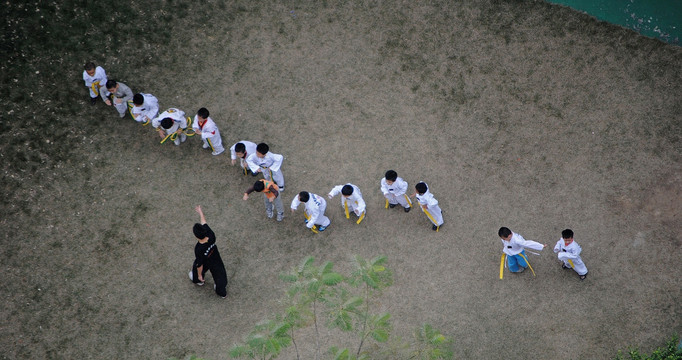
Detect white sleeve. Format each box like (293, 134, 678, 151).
(518, 238, 545, 251)
(328, 185, 343, 198)
(230, 144, 237, 160)
(553, 239, 562, 253)
(192, 116, 200, 131)
(290, 196, 301, 210)
(245, 153, 260, 173)
(83, 71, 90, 86)
(269, 153, 284, 172)
(426, 193, 439, 207)
(380, 179, 389, 195)
(151, 116, 162, 128)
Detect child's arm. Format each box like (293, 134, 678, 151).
(269, 153, 284, 172)
(243, 185, 256, 200)
(290, 196, 301, 212)
(328, 185, 342, 199)
(195, 205, 207, 224)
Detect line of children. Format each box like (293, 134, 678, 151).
(84, 62, 226, 156)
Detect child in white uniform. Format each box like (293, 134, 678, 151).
(553, 229, 588, 280)
(498, 227, 547, 274)
(380, 170, 411, 212)
(82, 62, 109, 105)
(152, 108, 188, 146)
(246, 143, 285, 191)
(412, 182, 443, 231)
(230, 141, 257, 174)
(328, 183, 366, 222)
(131, 93, 159, 125)
(291, 191, 330, 233)
(192, 108, 224, 156)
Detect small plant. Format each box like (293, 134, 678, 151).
(615, 335, 682, 360)
(229, 255, 453, 360)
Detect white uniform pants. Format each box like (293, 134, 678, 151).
(558, 253, 588, 275)
(262, 168, 285, 190)
(385, 193, 412, 208)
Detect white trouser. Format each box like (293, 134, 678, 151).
(385, 193, 412, 208)
(558, 253, 588, 275)
(421, 204, 443, 226)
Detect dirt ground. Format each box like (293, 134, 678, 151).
(1, 1, 680, 359)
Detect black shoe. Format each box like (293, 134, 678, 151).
(562, 264, 570, 270)
(432, 223, 442, 231)
(404, 206, 411, 213)
(579, 272, 588, 281)
(389, 203, 396, 208)
(90, 97, 98, 105)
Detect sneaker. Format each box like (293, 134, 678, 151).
(432, 224, 439, 231)
(276, 212, 284, 222)
(579, 273, 588, 281)
(278, 187, 284, 192)
(304, 219, 309, 224)
(174, 138, 181, 146)
(266, 209, 274, 219)
(389, 203, 396, 208)
(404, 206, 411, 213)
(203, 142, 210, 149)
(212, 149, 224, 156)
(515, 267, 526, 273)
(90, 97, 98, 105)
(562, 263, 570, 270)
(318, 223, 329, 232)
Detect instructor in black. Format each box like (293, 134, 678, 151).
(189, 205, 228, 298)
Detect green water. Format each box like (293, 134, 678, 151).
(546, 0, 681, 45)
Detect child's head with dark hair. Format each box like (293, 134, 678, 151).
(132, 93, 144, 106)
(160, 118, 174, 129)
(385, 170, 398, 183)
(415, 182, 428, 194)
(256, 143, 269, 157)
(84, 62, 96, 71)
(561, 229, 574, 239)
(197, 107, 210, 119)
(193, 223, 207, 239)
(105, 79, 117, 90)
(498, 227, 512, 239)
(234, 142, 246, 154)
(253, 180, 265, 192)
(341, 185, 354, 196)
(298, 191, 310, 203)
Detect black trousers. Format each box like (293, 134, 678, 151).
(192, 259, 228, 297)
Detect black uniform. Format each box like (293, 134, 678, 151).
(191, 224, 228, 297)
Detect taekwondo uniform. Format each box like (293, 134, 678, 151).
(82, 66, 109, 99)
(501, 232, 545, 273)
(414, 183, 444, 228)
(380, 176, 412, 209)
(553, 238, 588, 276)
(108, 82, 133, 118)
(192, 115, 225, 155)
(246, 151, 285, 190)
(230, 141, 258, 171)
(152, 108, 188, 146)
(328, 183, 366, 217)
(291, 193, 330, 230)
(131, 93, 159, 124)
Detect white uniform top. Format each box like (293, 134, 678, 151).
(230, 141, 258, 161)
(245, 151, 284, 173)
(501, 232, 544, 256)
(381, 177, 409, 197)
(83, 67, 107, 86)
(192, 116, 223, 147)
(152, 108, 187, 133)
(291, 193, 326, 229)
(328, 183, 366, 214)
(415, 187, 439, 208)
(131, 93, 159, 123)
